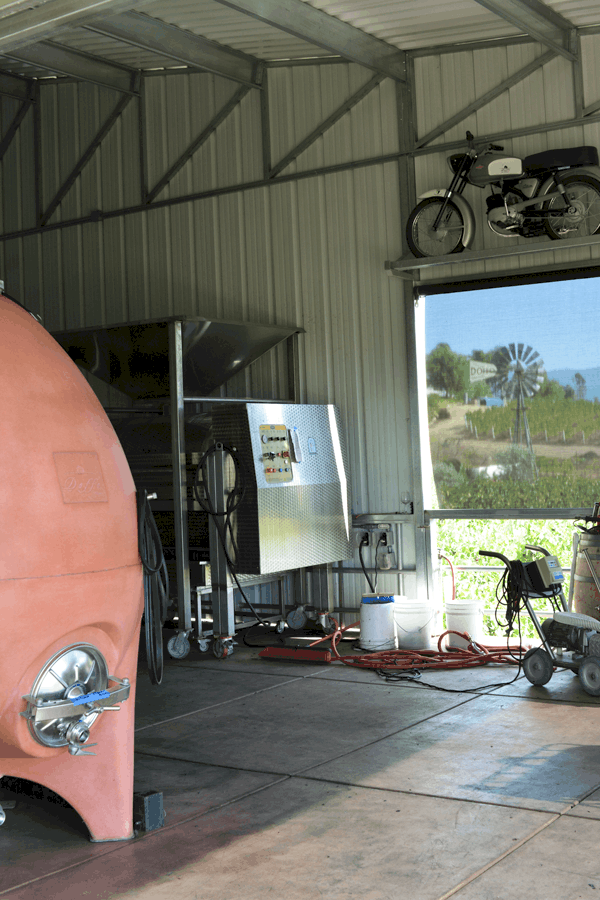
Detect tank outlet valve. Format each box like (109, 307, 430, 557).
(22, 644, 131, 753)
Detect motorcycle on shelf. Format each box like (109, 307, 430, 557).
(406, 131, 600, 258)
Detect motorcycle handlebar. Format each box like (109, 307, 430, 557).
(464, 132, 504, 153)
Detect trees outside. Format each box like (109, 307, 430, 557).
(426, 343, 467, 397)
(426, 343, 491, 399)
(574, 372, 587, 400)
(538, 378, 565, 401)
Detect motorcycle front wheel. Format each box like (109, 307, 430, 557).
(544, 173, 600, 240)
(406, 197, 466, 258)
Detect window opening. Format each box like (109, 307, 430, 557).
(416, 272, 600, 638)
(423, 276, 600, 513)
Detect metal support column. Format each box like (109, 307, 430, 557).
(206, 446, 236, 637)
(169, 321, 192, 634)
(405, 295, 433, 600)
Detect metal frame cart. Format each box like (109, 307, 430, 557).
(480, 544, 600, 696)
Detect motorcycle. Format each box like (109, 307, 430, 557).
(406, 131, 600, 258)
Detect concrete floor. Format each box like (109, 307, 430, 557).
(3, 634, 600, 900)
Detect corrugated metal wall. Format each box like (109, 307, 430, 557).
(0, 63, 419, 608)
(5, 39, 596, 608)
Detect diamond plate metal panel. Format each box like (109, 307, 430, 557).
(212, 402, 352, 574)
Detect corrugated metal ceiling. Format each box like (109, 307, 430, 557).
(140, 0, 332, 60)
(303, 0, 521, 50)
(0, 0, 599, 85)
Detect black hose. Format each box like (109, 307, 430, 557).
(193, 443, 272, 628)
(359, 534, 375, 593)
(138, 489, 169, 685)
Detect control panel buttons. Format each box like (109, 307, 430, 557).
(259, 424, 293, 484)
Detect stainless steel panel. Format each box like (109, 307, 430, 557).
(212, 402, 352, 574)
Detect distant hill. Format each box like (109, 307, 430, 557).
(546, 367, 600, 401)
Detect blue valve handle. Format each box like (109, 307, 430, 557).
(71, 690, 111, 706)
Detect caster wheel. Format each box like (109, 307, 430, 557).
(197, 639, 210, 653)
(579, 656, 600, 696)
(276, 620, 285, 635)
(287, 607, 308, 630)
(167, 633, 191, 660)
(522, 648, 553, 686)
(213, 638, 234, 659)
(320, 614, 337, 635)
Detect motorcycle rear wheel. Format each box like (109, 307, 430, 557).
(544, 173, 600, 240)
(406, 197, 466, 258)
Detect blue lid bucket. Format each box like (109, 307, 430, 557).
(359, 594, 398, 650)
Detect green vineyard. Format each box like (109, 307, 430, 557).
(439, 474, 600, 509)
(466, 397, 600, 442)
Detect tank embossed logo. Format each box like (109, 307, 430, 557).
(53, 452, 109, 503)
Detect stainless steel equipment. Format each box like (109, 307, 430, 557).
(53, 317, 353, 660)
(212, 402, 352, 574)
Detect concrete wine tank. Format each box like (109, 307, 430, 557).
(0, 295, 144, 841)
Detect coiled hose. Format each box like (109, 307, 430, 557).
(138, 489, 169, 685)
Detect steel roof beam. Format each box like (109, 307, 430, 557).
(3, 41, 137, 94)
(409, 35, 537, 58)
(269, 72, 385, 178)
(85, 11, 261, 88)
(0, 69, 32, 101)
(40, 82, 137, 226)
(416, 48, 556, 148)
(0, 0, 138, 55)
(0, 87, 34, 162)
(472, 0, 578, 61)
(147, 83, 251, 202)
(210, 0, 406, 82)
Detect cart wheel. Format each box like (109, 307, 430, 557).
(167, 633, 190, 660)
(212, 638, 234, 659)
(579, 656, 600, 696)
(522, 648, 553, 686)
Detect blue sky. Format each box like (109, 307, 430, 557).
(425, 277, 600, 372)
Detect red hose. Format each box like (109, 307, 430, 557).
(311, 619, 527, 670)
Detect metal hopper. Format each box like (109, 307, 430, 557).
(52, 315, 301, 400)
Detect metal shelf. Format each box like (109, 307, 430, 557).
(385, 232, 600, 278)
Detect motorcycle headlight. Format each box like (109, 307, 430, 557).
(448, 154, 464, 175)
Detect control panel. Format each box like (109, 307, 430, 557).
(259, 424, 293, 483)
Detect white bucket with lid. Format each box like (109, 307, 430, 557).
(445, 601, 485, 649)
(394, 597, 436, 650)
(359, 594, 398, 651)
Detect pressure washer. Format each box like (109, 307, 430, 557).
(480, 543, 600, 696)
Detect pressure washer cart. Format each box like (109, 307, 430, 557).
(480, 544, 600, 696)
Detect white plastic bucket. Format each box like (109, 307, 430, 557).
(359, 594, 398, 651)
(445, 601, 485, 649)
(394, 598, 436, 650)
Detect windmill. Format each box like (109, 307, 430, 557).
(495, 343, 546, 469)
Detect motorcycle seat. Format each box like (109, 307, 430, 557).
(523, 145, 599, 173)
